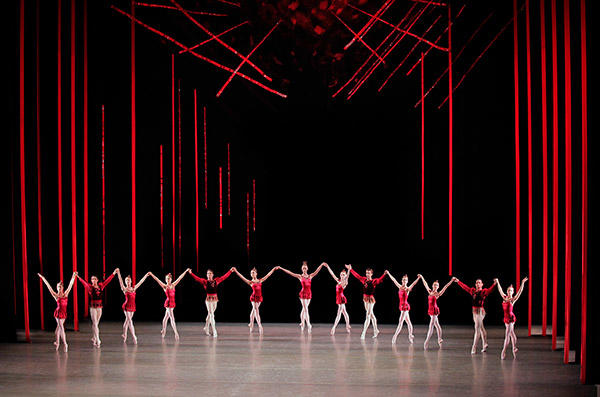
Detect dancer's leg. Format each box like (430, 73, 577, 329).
(341, 304, 351, 332)
(161, 309, 169, 338)
(424, 315, 435, 349)
(433, 315, 443, 345)
(331, 305, 343, 335)
(471, 312, 480, 354)
(480, 312, 488, 351)
(253, 302, 263, 334)
(127, 311, 138, 344)
(204, 301, 211, 335)
(54, 317, 61, 350)
(298, 298, 305, 329)
(405, 312, 414, 343)
(510, 323, 518, 357)
(301, 299, 312, 332)
(208, 302, 218, 337)
(167, 308, 179, 341)
(361, 301, 372, 339)
(122, 310, 130, 341)
(370, 303, 379, 338)
(501, 323, 510, 359)
(392, 311, 406, 344)
(58, 319, 68, 352)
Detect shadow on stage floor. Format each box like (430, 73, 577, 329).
(0, 323, 593, 396)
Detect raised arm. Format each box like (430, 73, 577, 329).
(133, 272, 151, 291)
(323, 264, 340, 283)
(64, 272, 77, 296)
(259, 266, 279, 283)
(309, 262, 326, 279)
(349, 268, 366, 283)
(385, 271, 402, 289)
(420, 275, 432, 294)
(372, 271, 387, 285)
(100, 270, 117, 289)
(172, 268, 191, 287)
(482, 279, 498, 296)
(407, 276, 420, 291)
(116, 270, 127, 293)
(234, 269, 252, 286)
(188, 271, 207, 286)
(437, 278, 455, 297)
(76, 274, 91, 290)
(494, 278, 507, 299)
(38, 274, 59, 300)
(278, 266, 301, 280)
(455, 279, 473, 294)
(512, 277, 528, 302)
(149, 272, 167, 289)
(215, 268, 234, 284)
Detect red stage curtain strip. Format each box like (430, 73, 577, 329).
(70, 0, 79, 331)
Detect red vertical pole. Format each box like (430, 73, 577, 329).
(35, 0, 45, 330)
(58, 0, 64, 282)
(131, 0, 137, 284)
(227, 143, 231, 216)
(11, 169, 18, 315)
(177, 80, 182, 264)
(421, 53, 425, 241)
(513, 0, 521, 292)
(563, 0, 572, 365)
(579, 0, 588, 383)
(219, 167, 223, 229)
(194, 89, 199, 272)
(19, 0, 31, 342)
(160, 145, 164, 269)
(101, 105, 106, 278)
(252, 179, 256, 231)
(246, 192, 250, 254)
(447, 4, 453, 276)
(70, 0, 79, 331)
(171, 54, 175, 274)
(540, 0, 549, 337)
(83, 0, 89, 317)
(526, 0, 533, 337)
(203, 107, 208, 209)
(550, 0, 559, 351)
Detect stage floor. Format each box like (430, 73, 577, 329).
(0, 323, 593, 396)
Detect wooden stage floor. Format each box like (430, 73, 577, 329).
(0, 323, 593, 396)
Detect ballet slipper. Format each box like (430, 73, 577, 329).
(330, 327, 335, 336)
(481, 343, 488, 353)
(133, 336, 138, 345)
(409, 334, 414, 344)
(360, 332, 366, 340)
(471, 346, 477, 354)
(501, 350, 506, 360)
(258, 325, 263, 335)
(372, 329, 379, 339)
(63, 344, 68, 352)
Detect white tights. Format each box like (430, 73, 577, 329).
(122, 311, 137, 344)
(89, 307, 102, 346)
(299, 299, 312, 332)
(248, 301, 263, 334)
(423, 315, 443, 349)
(361, 301, 379, 339)
(54, 317, 67, 351)
(331, 304, 351, 335)
(204, 301, 219, 337)
(161, 307, 179, 341)
(472, 310, 488, 353)
(501, 322, 518, 359)
(392, 310, 414, 344)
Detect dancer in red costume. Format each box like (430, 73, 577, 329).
(116, 269, 150, 344)
(346, 264, 387, 339)
(189, 267, 236, 337)
(38, 272, 77, 351)
(419, 275, 456, 349)
(495, 277, 528, 359)
(279, 261, 326, 333)
(387, 272, 421, 344)
(76, 268, 118, 347)
(455, 277, 497, 354)
(233, 266, 279, 334)
(148, 269, 190, 341)
(323, 263, 351, 335)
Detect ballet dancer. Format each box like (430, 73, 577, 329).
(38, 272, 77, 352)
(232, 266, 279, 334)
(495, 277, 528, 359)
(323, 263, 351, 335)
(189, 267, 236, 337)
(76, 268, 118, 347)
(148, 269, 190, 341)
(387, 272, 420, 344)
(279, 261, 326, 333)
(455, 277, 497, 354)
(116, 269, 150, 344)
(419, 275, 455, 349)
(346, 264, 387, 339)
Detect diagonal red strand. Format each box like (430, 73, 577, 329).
(110, 6, 286, 98)
(133, 2, 228, 16)
(217, 20, 281, 97)
(345, 0, 396, 50)
(169, 0, 272, 81)
(332, 13, 386, 63)
(179, 21, 249, 54)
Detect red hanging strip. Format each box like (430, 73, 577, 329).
(563, 0, 572, 365)
(131, 0, 137, 283)
(70, 0, 79, 331)
(35, 0, 45, 329)
(540, 0, 549, 337)
(194, 90, 199, 271)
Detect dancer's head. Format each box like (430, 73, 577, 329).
(90, 275, 99, 287)
(507, 284, 515, 297)
(125, 275, 132, 288)
(56, 281, 64, 294)
(365, 268, 373, 280)
(250, 268, 258, 279)
(301, 261, 308, 275)
(340, 270, 347, 280)
(402, 274, 409, 286)
(432, 280, 439, 291)
(475, 279, 483, 290)
(206, 269, 214, 280)
(165, 273, 173, 284)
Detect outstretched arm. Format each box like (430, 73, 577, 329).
(407, 276, 420, 291)
(215, 268, 235, 284)
(513, 278, 528, 302)
(278, 266, 301, 280)
(134, 272, 151, 291)
(494, 278, 506, 299)
(149, 272, 167, 289)
(172, 268, 191, 287)
(309, 262, 326, 279)
(455, 279, 473, 294)
(64, 272, 77, 296)
(188, 271, 207, 286)
(38, 274, 59, 300)
(116, 270, 126, 293)
(323, 263, 340, 283)
(76, 274, 91, 291)
(259, 266, 278, 283)
(101, 269, 117, 290)
(385, 271, 402, 289)
(234, 269, 251, 286)
(437, 278, 455, 297)
(420, 275, 432, 294)
(483, 279, 498, 296)
(349, 268, 366, 283)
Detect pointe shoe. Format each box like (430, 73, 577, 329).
(258, 326, 263, 335)
(64, 344, 68, 352)
(204, 326, 210, 336)
(409, 334, 414, 344)
(54, 341, 60, 351)
(346, 326, 351, 334)
(360, 333, 366, 340)
(438, 338, 443, 346)
(330, 328, 335, 336)
(96, 340, 102, 348)
(372, 329, 379, 339)
(481, 343, 488, 353)
(391, 336, 397, 344)
(212, 333, 217, 338)
(512, 347, 518, 358)
(175, 333, 180, 342)
(133, 336, 138, 345)
(501, 350, 506, 360)
(161, 329, 166, 338)
(307, 325, 312, 334)
(471, 346, 477, 355)
(300, 323, 305, 332)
